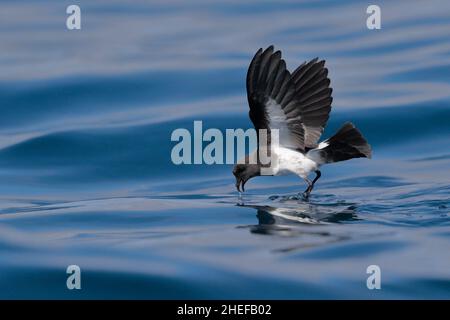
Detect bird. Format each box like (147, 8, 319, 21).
(233, 46, 372, 198)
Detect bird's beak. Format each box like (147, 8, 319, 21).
(235, 178, 241, 192)
(235, 178, 246, 192)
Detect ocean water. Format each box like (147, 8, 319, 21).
(0, 0, 449, 299)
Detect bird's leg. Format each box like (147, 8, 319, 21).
(310, 170, 322, 190)
(302, 170, 322, 198)
(302, 178, 312, 199)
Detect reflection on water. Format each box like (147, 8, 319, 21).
(250, 208, 353, 253)
(241, 195, 359, 227)
(237, 195, 358, 253)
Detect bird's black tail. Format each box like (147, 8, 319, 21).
(308, 122, 372, 164)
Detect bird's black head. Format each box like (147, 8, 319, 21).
(232, 164, 260, 192)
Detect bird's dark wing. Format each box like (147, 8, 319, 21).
(291, 57, 333, 149)
(247, 46, 306, 151)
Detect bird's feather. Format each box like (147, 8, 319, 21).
(246, 46, 333, 153)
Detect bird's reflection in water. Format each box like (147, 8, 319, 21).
(237, 196, 359, 253)
(238, 194, 359, 237)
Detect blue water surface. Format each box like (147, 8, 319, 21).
(0, 0, 449, 299)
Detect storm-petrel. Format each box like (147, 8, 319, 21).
(233, 46, 371, 197)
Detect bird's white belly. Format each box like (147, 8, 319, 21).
(272, 147, 318, 178)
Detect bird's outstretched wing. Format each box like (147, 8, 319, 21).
(246, 46, 332, 152)
(291, 56, 333, 149)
